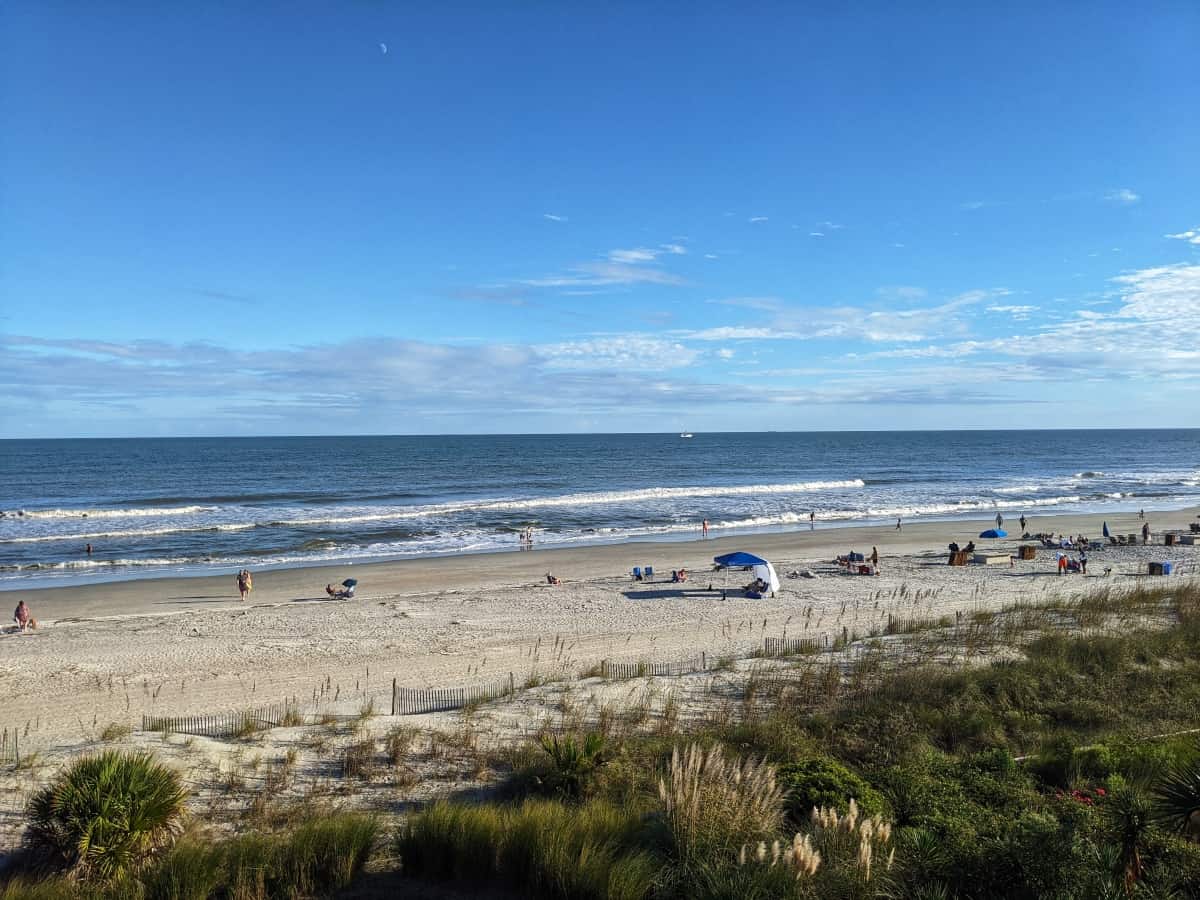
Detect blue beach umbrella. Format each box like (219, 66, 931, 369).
(979, 529, 1007, 538)
(342, 578, 358, 588)
(1102, 522, 1110, 538)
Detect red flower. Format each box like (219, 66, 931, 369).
(1095, 788, 1106, 797)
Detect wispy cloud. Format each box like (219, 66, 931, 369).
(1105, 188, 1140, 205)
(608, 247, 659, 264)
(748, 216, 768, 223)
(543, 213, 568, 222)
(524, 261, 684, 288)
(818, 221, 844, 230)
(704, 253, 719, 260)
(986, 304, 1037, 320)
(540, 336, 698, 371)
(808, 232, 824, 238)
(1166, 227, 1200, 245)
(660, 243, 687, 255)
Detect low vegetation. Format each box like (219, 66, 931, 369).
(5, 582, 1200, 898)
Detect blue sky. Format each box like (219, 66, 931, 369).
(2, 2, 1198, 437)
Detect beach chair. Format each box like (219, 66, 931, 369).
(645, 566, 654, 580)
(632, 566, 642, 581)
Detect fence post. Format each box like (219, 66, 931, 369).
(391, 678, 397, 716)
(509, 672, 515, 696)
(701, 651, 707, 670)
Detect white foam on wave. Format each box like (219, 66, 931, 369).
(0, 521, 257, 545)
(262, 480, 868, 527)
(9, 505, 216, 520)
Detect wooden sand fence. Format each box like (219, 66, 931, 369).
(762, 635, 826, 657)
(0, 728, 22, 766)
(142, 699, 300, 738)
(600, 654, 708, 680)
(391, 674, 517, 716)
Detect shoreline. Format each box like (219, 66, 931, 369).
(15, 505, 1199, 621)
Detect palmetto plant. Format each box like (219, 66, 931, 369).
(1153, 753, 1200, 842)
(27, 750, 187, 882)
(539, 731, 606, 798)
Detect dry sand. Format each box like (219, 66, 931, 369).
(0, 506, 1197, 850)
(2, 506, 1196, 744)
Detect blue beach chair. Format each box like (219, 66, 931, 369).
(645, 566, 654, 580)
(632, 566, 642, 581)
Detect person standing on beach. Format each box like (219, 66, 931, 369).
(1142, 522, 1150, 544)
(236, 569, 252, 602)
(1019, 514, 1027, 532)
(995, 513, 1003, 530)
(85, 543, 92, 557)
(896, 517, 902, 531)
(870, 546, 879, 572)
(701, 519, 709, 538)
(1139, 509, 1145, 520)
(809, 511, 815, 530)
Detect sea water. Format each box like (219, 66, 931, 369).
(1, 430, 1197, 588)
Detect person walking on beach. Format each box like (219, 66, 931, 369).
(1079, 549, 1088, 575)
(995, 513, 1003, 530)
(870, 546, 879, 572)
(701, 519, 709, 538)
(1142, 522, 1151, 544)
(236, 569, 252, 602)
(13, 599, 31, 632)
(809, 511, 815, 530)
(896, 517, 902, 531)
(1139, 509, 1145, 520)
(1019, 514, 1027, 532)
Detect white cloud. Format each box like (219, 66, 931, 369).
(818, 221, 844, 230)
(543, 213, 567, 222)
(1105, 188, 1140, 205)
(608, 247, 660, 264)
(683, 326, 792, 341)
(986, 304, 1037, 320)
(540, 336, 699, 371)
(660, 243, 687, 255)
(524, 262, 684, 288)
(716, 348, 735, 359)
(749, 216, 768, 223)
(809, 232, 824, 237)
(704, 253, 719, 260)
(1166, 227, 1200, 245)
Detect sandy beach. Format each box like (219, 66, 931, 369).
(3, 506, 1197, 746)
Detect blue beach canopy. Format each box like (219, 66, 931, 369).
(979, 528, 1007, 538)
(714, 551, 769, 567)
(1103, 522, 1110, 538)
(342, 578, 358, 588)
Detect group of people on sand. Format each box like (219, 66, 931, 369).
(236, 569, 253, 601)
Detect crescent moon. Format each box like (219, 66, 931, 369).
(380, 42, 388, 54)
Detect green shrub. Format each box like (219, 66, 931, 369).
(1073, 744, 1116, 781)
(26, 751, 187, 882)
(777, 756, 885, 824)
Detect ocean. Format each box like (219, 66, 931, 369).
(1, 430, 1197, 589)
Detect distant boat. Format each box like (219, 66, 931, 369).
(679, 432, 694, 438)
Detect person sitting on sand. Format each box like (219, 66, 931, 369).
(326, 583, 337, 598)
(964, 541, 976, 554)
(546, 572, 561, 585)
(13, 600, 31, 633)
(678, 567, 688, 582)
